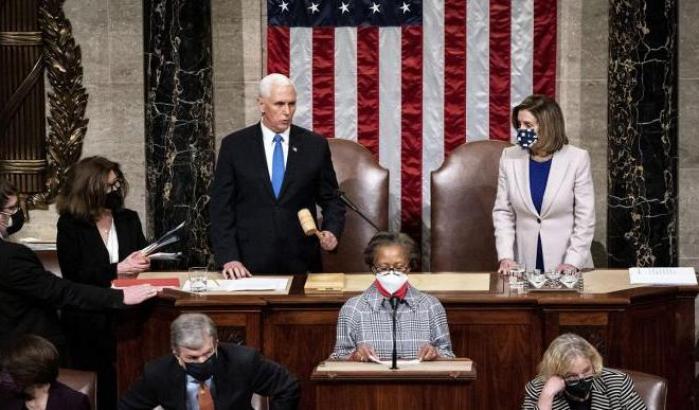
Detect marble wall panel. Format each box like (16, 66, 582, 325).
(607, 0, 678, 267)
(144, 0, 216, 266)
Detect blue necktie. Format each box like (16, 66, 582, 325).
(271, 134, 285, 198)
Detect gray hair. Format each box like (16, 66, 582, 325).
(363, 231, 419, 269)
(170, 313, 218, 350)
(259, 73, 295, 98)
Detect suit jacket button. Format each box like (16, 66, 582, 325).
(537, 217, 541, 224)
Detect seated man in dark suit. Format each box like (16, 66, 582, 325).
(0, 179, 157, 355)
(119, 313, 299, 410)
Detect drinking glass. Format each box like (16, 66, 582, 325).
(187, 267, 209, 292)
(560, 268, 579, 289)
(510, 264, 526, 286)
(526, 269, 545, 289)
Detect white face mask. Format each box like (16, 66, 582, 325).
(376, 271, 408, 294)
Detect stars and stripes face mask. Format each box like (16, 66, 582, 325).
(516, 128, 538, 149)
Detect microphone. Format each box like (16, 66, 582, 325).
(389, 296, 400, 370)
(337, 190, 381, 231)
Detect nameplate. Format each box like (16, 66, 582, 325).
(629, 267, 698, 286)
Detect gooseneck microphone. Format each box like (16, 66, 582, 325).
(389, 296, 400, 370)
(337, 190, 381, 231)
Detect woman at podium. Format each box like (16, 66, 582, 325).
(522, 333, 646, 410)
(330, 232, 454, 362)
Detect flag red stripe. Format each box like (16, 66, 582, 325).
(533, 0, 557, 97)
(267, 26, 290, 76)
(356, 26, 380, 157)
(312, 28, 335, 137)
(444, 0, 467, 153)
(401, 26, 423, 248)
(489, 0, 511, 142)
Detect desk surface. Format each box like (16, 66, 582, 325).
(142, 269, 695, 305)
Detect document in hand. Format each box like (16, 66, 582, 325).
(629, 267, 698, 285)
(141, 221, 185, 256)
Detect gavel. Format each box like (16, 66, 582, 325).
(297, 208, 323, 240)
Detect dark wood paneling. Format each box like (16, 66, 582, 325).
(115, 278, 697, 409)
(315, 382, 474, 410)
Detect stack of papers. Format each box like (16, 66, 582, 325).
(141, 221, 185, 256)
(304, 273, 344, 292)
(629, 267, 698, 285)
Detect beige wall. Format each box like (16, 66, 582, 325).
(15, 0, 145, 243)
(557, 0, 608, 266)
(679, 0, 699, 272)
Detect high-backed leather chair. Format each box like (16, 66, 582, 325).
(623, 369, 667, 410)
(323, 139, 388, 273)
(57, 368, 97, 409)
(431, 140, 510, 271)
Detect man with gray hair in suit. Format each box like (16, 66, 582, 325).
(209, 73, 345, 278)
(119, 313, 299, 410)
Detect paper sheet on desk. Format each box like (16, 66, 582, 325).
(629, 267, 698, 285)
(182, 278, 289, 292)
(369, 357, 421, 367)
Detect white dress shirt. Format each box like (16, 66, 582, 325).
(105, 219, 119, 263)
(260, 122, 290, 181)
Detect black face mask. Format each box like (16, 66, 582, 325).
(105, 190, 124, 211)
(564, 375, 594, 399)
(183, 354, 216, 382)
(6, 209, 24, 235)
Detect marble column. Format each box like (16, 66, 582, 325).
(607, 0, 678, 267)
(144, 0, 215, 267)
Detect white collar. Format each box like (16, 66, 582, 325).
(260, 121, 290, 144)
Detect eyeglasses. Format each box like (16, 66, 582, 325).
(106, 179, 123, 193)
(372, 265, 410, 275)
(563, 373, 595, 385)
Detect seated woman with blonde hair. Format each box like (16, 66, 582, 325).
(523, 333, 646, 410)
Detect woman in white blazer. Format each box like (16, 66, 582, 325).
(493, 95, 595, 274)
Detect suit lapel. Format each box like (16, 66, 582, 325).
(540, 145, 571, 217)
(513, 148, 539, 216)
(278, 126, 303, 200)
(590, 376, 610, 409)
(89, 222, 111, 262)
(113, 211, 129, 260)
(167, 360, 188, 410)
(252, 123, 277, 200)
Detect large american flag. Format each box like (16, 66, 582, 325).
(267, 0, 557, 266)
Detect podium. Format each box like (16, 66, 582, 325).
(310, 359, 476, 410)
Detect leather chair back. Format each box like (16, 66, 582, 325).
(57, 368, 97, 409)
(622, 369, 667, 410)
(431, 140, 510, 271)
(323, 139, 388, 273)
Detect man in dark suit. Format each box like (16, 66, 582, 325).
(0, 179, 157, 354)
(210, 73, 345, 278)
(118, 313, 299, 410)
